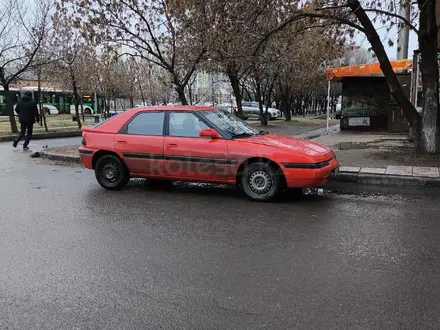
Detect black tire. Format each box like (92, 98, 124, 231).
(241, 162, 284, 202)
(84, 108, 92, 115)
(95, 155, 130, 190)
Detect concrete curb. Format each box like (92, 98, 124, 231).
(0, 130, 82, 142)
(40, 151, 80, 163)
(332, 171, 440, 189)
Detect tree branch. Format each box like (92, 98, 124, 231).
(364, 8, 419, 35)
(253, 12, 364, 57)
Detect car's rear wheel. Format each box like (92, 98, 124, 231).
(95, 155, 129, 190)
(241, 162, 284, 202)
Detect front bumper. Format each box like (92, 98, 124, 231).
(283, 157, 340, 188)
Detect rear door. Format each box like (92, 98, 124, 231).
(163, 111, 230, 182)
(115, 111, 165, 177)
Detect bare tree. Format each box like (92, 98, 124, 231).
(51, 18, 96, 128)
(32, 25, 59, 132)
(55, 0, 210, 105)
(0, 0, 52, 133)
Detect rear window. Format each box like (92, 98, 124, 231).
(92, 112, 121, 128)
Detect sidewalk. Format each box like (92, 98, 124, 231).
(313, 131, 440, 168)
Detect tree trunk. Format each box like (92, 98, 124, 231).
(80, 95, 85, 122)
(299, 93, 304, 116)
(313, 96, 318, 116)
(264, 77, 276, 119)
(72, 87, 82, 129)
(139, 80, 146, 104)
(418, 0, 440, 153)
(4, 85, 18, 134)
(37, 73, 48, 132)
(175, 86, 188, 105)
(283, 95, 291, 121)
(188, 85, 193, 105)
(275, 97, 280, 112)
(227, 67, 244, 118)
(279, 83, 291, 121)
(104, 97, 110, 119)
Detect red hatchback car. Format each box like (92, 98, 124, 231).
(79, 106, 339, 201)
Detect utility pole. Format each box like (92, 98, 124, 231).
(396, 0, 410, 60)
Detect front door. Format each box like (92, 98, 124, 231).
(163, 111, 230, 182)
(115, 111, 165, 177)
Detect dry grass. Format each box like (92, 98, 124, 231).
(0, 115, 94, 132)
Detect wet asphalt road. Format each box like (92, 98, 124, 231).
(1, 140, 440, 329)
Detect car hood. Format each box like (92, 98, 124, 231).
(241, 134, 334, 160)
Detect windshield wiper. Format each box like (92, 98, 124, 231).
(258, 130, 268, 135)
(231, 132, 255, 138)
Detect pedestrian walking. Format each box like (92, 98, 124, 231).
(13, 91, 40, 151)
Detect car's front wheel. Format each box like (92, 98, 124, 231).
(241, 162, 284, 202)
(95, 155, 130, 190)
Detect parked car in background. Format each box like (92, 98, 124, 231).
(218, 103, 250, 120)
(41, 104, 59, 115)
(79, 106, 339, 202)
(241, 101, 282, 120)
(217, 103, 233, 113)
(14, 103, 59, 116)
(136, 102, 152, 107)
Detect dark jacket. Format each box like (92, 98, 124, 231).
(15, 95, 39, 124)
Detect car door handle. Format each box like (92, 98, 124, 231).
(168, 143, 178, 148)
(117, 139, 127, 143)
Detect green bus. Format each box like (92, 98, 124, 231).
(0, 86, 101, 116)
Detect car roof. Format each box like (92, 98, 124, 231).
(84, 106, 220, 134)
(126, 106, 219, 113)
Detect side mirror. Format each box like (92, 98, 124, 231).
(199, 128, 222, 139)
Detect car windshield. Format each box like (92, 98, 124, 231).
(202, 109, 262, 138)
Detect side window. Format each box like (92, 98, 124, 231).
(168, 112, 208, 138)
(126, 112, 165, 136)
